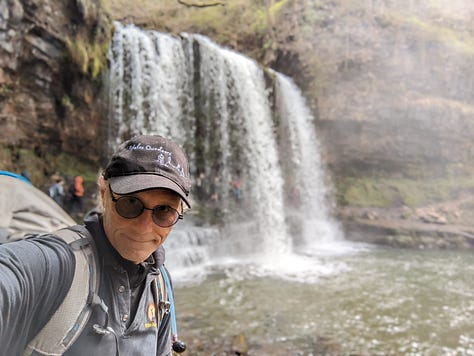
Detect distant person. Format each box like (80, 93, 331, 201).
(0, 134, 191, 354)
(48, 178, 65, 206)
(195, 172, 207, 200)
(69, 175, 85, 214)
(289, 186, 301, 207)
(230, 174, 243, 201)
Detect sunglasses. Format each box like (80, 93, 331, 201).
(109, 186, 183, 227)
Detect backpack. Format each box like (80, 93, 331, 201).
(24, 225, 101, 355)
(0, 172, 183, 355)
(0, 173, 75, 243)
(68, 182, 76, 197)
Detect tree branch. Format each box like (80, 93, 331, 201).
(177, 0, 226, 8)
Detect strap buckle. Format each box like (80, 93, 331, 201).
(159, 300, 170, 314)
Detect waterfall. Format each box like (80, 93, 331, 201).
(274, 73, 342, 248)
(106, 22, 342, 273)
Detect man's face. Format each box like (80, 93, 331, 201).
(101, 182, 181, 264)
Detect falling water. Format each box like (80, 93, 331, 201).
(107, 23, 193, 147)
(186, 33, 289, 257)
(274, 73, 343, 250)
(106, 22, 343, 276)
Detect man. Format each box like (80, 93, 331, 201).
(0, 135, 191, 355)
(48, 177, 66, 206)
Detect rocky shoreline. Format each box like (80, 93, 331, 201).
(337, 193, 474, 250)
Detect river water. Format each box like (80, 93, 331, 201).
(171, 242, 474, 355)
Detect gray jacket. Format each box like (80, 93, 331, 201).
(0, 213, 172, 355)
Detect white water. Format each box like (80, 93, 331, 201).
(106, 22, 348, 282)
(274, 73, 343, 248)
(187, 33, 289, 256)
(107, 23, 192, 146)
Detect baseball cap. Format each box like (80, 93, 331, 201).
(103, 135, 191, 208)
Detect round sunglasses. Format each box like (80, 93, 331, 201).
(109, 186, 183, 227)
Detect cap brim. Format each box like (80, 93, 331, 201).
(109, 174, 191, 208)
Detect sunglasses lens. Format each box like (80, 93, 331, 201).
(111, 188, 180, 227)
(152, 205, 179, 227)
(115, 196, 144, 218)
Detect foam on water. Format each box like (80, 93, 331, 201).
(165, 224, 370, 285)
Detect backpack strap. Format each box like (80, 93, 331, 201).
(24, 225, 100, 356)
(153, 266, 170, 328)
(159, 265, 186, 353)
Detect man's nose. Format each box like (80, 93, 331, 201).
(135, 209, 155, 231)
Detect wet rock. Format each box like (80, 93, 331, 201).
(362, 210, 378, 220)
(9, 0, 24, 26)
(0, 0, 112, 167)
(416, 207, 448, 225)
(232, 333, 248, 355)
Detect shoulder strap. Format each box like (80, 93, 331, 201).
(153, 266, 169, 328)
(24, 225, 100, 356)
(159, 266, 186, 353)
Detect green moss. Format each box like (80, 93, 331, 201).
(269, 0, 289, 16)
(90, 55, 102, 80)
(337, 177, 395, 207)
(67, 34, 112, 80)
(394, 15, 474, 55)
(61, 95, 74, 110)
(0, 146, 99, 187)
(56, 152, 100, 184)
(9, 149, 48, 185)
(0, 83, 15, 98)
(65, 2, 113, 81)
(336, 174, 474, 208)
(67, 40, 90, 75)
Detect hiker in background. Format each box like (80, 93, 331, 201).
(48, 177, 65, 207)
(0, 135, 191, 355)
(69, 175, 85, 214)
(230, 173, 243, 201)
(50, 170, 63, 182)
(289, 186, 301, 207)
(195, 172, 207, 200)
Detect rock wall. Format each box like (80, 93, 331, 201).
(0, 0, 111, 173)
(267, 1, 474, 179)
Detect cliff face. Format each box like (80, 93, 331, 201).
(262, 1, 474, 179)
(0, 0, 111, 178)
(2, 0, 474, 209)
